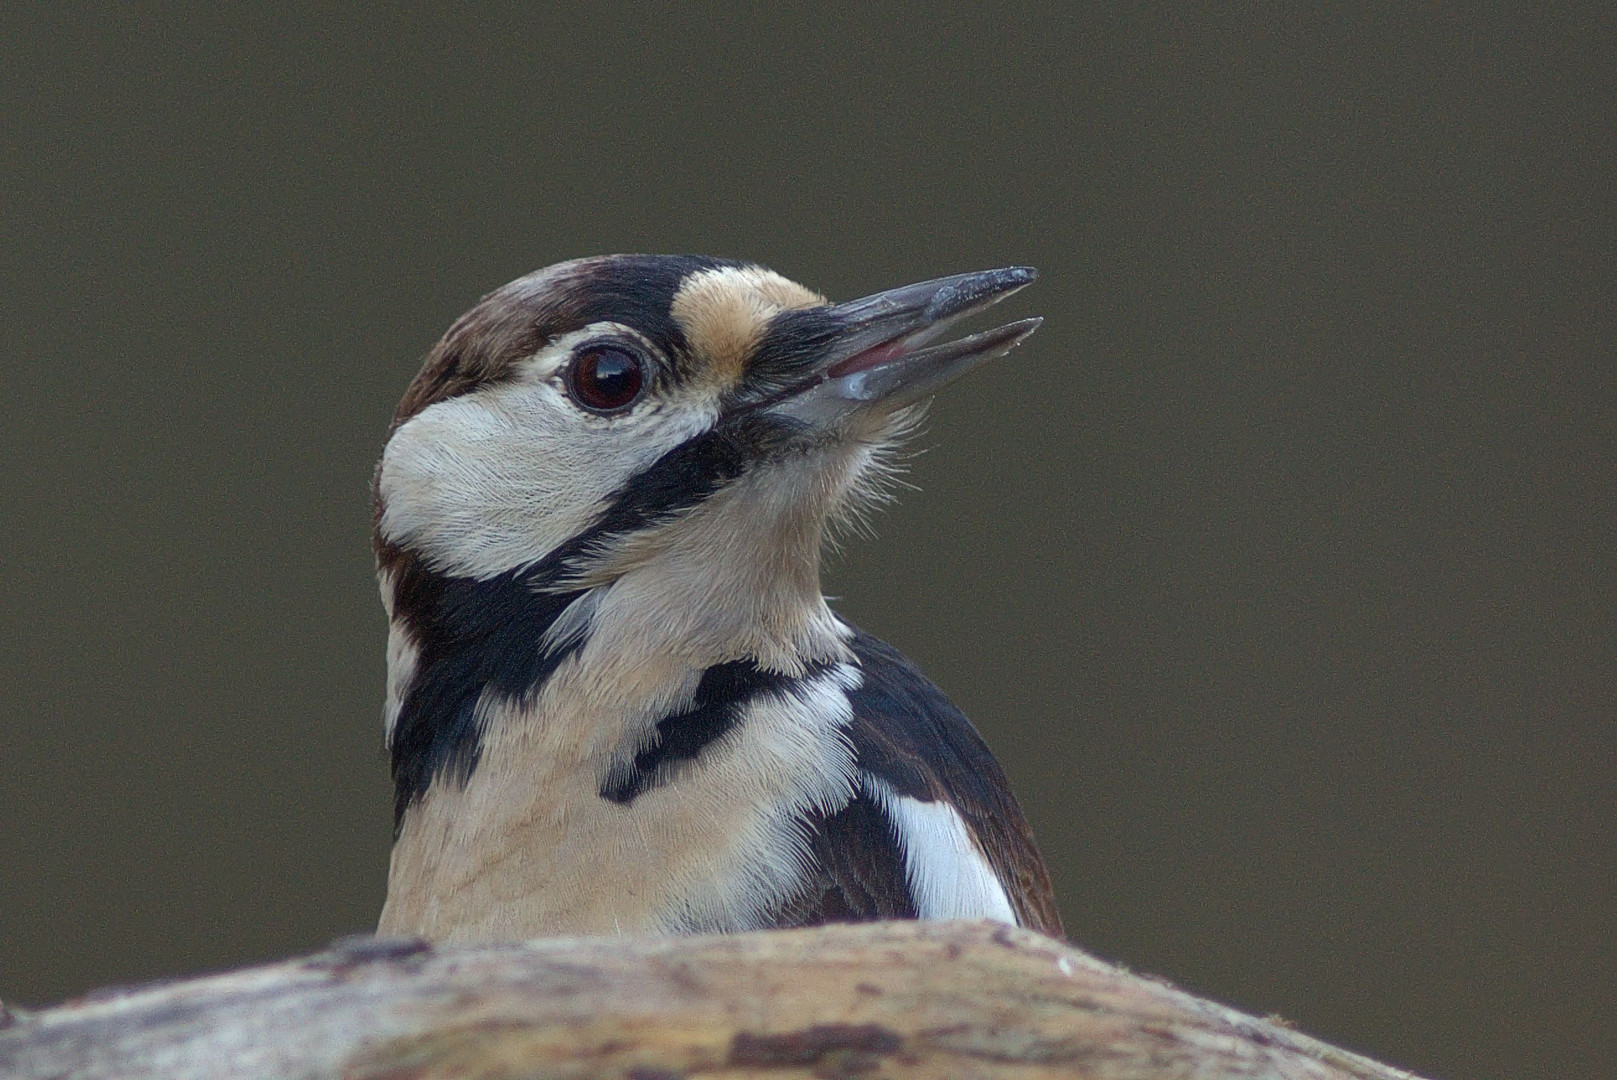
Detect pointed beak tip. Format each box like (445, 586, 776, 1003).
(760, 266, 1045, 427)
(1006, 316, 1044, 354)
(983, 266, 1039, 295)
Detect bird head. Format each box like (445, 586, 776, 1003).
(374, 256, 1040, 671)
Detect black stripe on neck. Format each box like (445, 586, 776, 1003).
(387, 556, 591, 832)
(600, 659, 834, 805)
(386, 414, 792, 829)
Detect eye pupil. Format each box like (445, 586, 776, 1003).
(569, 346, 645, 411)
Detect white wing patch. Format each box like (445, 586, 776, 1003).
(866, 777, 1018, 925)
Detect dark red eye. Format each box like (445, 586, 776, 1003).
(566, 345, 646, 412)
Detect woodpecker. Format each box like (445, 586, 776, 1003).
(374, 255, 1063, 942)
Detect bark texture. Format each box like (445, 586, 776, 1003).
(0, 920, 1428, 1080)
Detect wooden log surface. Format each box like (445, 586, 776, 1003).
(0, 920, 1428, 1080)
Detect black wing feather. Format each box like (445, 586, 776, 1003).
(774, 791, 919, 926)
(770, 626, 1064, 938)
(842, 628, 1064, 938)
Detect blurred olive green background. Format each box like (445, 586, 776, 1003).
(2, 6, 1611, 1079)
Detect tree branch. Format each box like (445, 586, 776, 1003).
(0, 920, 1427, 1079)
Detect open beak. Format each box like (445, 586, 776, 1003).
(768, 266, 1042, 427)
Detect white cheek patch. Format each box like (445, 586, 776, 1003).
(378, 334, 716, 580)
(867, 776, 1018, 925)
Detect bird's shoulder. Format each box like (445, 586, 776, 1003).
(780, 625, 1065, 939)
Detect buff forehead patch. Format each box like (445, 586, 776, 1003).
(669, 266, 828, 389)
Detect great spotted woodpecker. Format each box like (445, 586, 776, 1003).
(373, 256, 1063, 941)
